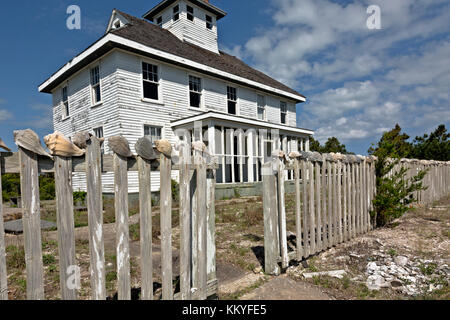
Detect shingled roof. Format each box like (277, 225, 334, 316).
(111, 11, 305, 100)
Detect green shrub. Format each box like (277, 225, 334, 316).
(171, 179, 179, 202)
(73, 191, 87, 205)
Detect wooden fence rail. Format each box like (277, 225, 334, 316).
(0, 130, 218, 300)
(263, 151, 450, 275)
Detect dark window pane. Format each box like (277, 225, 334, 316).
(95, 86, 101, 102)
(217, 164, 223, 184)
(174, 13, 179, 21)
(190, 92, 201, 108)
(225, 162, 232, 183)
(281, 113, 287, 124)
(228, 101, 236, 115)
(143, 82, 159, 100)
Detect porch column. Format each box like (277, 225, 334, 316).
(247, 130, 255, 183)
(305, 137, 310, 152)
(238, 130, 244, 183)
(208, 122, 215, 155)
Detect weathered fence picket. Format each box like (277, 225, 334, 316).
(264, 152, 450, 272)
(160, 151, 173, 300)
(54, 156, 77, 300)
(19, 147, 45, 300)
(0, 130, 218, 301)
(86, 137, 107, 300)
(113, 153, 131, 300)
(137, 155, 153, 300)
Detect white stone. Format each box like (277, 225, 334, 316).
(394, 256, 409, 266)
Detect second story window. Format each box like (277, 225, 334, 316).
(189, 76, 202, 108)
(157, 16, 163, 27)
(142, 62, 159, 101)
(90, 66, 101, 105)
(187, 6, 194, 21)
(257, 95, 266, 120)
(62, 86, 69, 118)
(227, 86, 237, 115)
(173, 5, 180, 21)
(206, 15, 213, 30)
(280, 101, 287, 124)
(93, 126, 104, 154)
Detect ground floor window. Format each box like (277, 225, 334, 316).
(144, 125, 162, 144)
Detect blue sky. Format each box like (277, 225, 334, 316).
(0, 0, 449, 155)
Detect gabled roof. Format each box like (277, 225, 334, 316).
(39, 10, 306, 103)
(143, 0, 227, 21)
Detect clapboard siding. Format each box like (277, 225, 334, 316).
(52, 51, 121, 193)
(51, 48, 300, 192)
(159, 0, 219, 53)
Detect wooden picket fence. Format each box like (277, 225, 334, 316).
(263, 152, 450, 275)
(0, 131, 218, 300)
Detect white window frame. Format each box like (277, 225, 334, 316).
(61, 86, 70, 119)
(187, 5, 194, 22)
(205, 14, 213, 30)
(90, 65, 102, 107)
(143, 123, 164, 146)
(93, 126, 105, 154)
(156, 16, 163, 27)
(188, 74, 203, 110)
(141, 60, 163, 104)
(280, 101, 288, 124)
(227, 85, 239, 115)
(173, 4, 180, 22)
(257, 94, 266, 121)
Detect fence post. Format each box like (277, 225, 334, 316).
(206, 167, 217, 283)
(54, 156, 78, 300)
(179, 143, 191, 300)
(263, 161, 280, 275)
(309, 161, 316, 254)
(137, 155, 153, 300)
(18, 147, 45, 300)
(342, 160, 348, 242)
(302, 160, 310, 257)
(0, 158, 7, 300)
(195, 150, 208, 300)
(327, 160, 333, 247)
(85, 136, 106, 300)
(337, 161, 343, 243)
(277, 157, 289, 268)
(160, 151, 173, 300)
(315, 161, 322, 252)
(294, 159, 303, 261)
(321, 156, 328, 249)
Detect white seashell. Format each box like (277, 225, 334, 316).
(44, 131, 85, 157)
(155, 139, 172, 157)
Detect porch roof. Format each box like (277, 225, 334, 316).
(170, 111, 314, 136)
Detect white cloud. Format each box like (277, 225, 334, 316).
(231, 0, 450, 151)
(0, 109, 12, 122)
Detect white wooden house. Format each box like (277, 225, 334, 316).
(39, 0, 313, 193)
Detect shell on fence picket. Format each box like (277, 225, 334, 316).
(72, 131, 92, 149)
(310, 152, 323, 162)
(192, 141, 210, 155)
(272, 149, 285, 159)
(108, 136, 133, 158)
(14, 129, 52, 158)
(155, 139, 172, 158)
(135, 136, 158, 160)
(289, 151, 301, 159)
(44, 131, 86, 157)
(0, 138, 11, 152)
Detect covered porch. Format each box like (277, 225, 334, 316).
(171, 111, 314, 185)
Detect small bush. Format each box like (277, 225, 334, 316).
(43, 254, 56, 266)
(73, 191, 87, 205)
